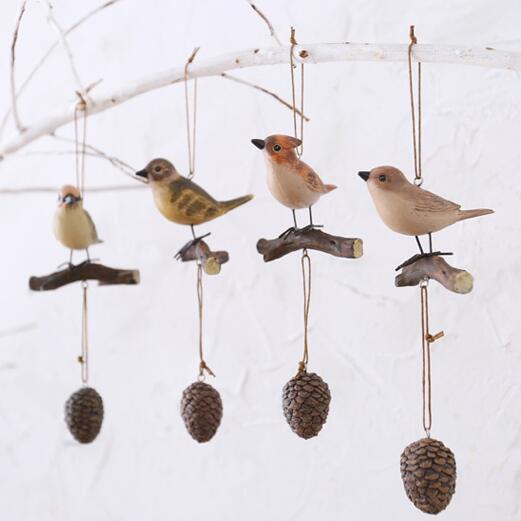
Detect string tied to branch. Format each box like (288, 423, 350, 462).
(407, 25, 423, 187)
(289, 27, 305, 158)
(184, 47, 199, 179)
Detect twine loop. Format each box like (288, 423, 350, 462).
(296, 248, 311, 375)
(408, 25, 423, 186)
(196, 263, 215, 379)
(289, 27, 305, 158)
(419, 281, 444, 437)
(184, 47, 199, 179)
(73, 94, 88, 198)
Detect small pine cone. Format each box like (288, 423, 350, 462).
(400, 437, 457, 514)
(65, 387, 104, 444)
(180, 381, 223, 443)
(282, 371, 331, 439)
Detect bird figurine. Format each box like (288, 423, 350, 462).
(135, 158, 253, 257)
(251, 134, 336, 237)
(53, 184, 102, 266)
(358, 166, 494, 269)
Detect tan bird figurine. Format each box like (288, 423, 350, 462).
(358, 166, 494, 269)
(53, 184, 102, 266)
(135, 158, 253, 256)
(251, 135, 336, 237)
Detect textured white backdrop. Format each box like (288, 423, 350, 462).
(0, 1, 520, 520)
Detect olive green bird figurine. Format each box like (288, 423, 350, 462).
(135, 158, 253, 257)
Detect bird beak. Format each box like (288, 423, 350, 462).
(358, 171, 370, 182)
(251, 139, 265, 150)
(63, 194, 80, 205)
(135, 169, 148, 180)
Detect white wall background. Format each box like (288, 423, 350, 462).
(0, 1, 520, 520)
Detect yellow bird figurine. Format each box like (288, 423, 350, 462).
(53, 184, 102, 266)
(135, 158, 253, 256)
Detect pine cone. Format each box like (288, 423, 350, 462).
(282, 371, 331, 439)
(65, 387, 104, 444)
(400, 437, 456, 514)
(180, 381, 223, 443)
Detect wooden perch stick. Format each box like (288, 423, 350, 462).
(2, 42, 521, 157)
(29, 262, 140, 291)
(176, 240, 229, 275)
(257, 229, 363, 262)
(395, 255, 473, 294)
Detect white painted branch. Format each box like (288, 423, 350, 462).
(1, 42, 520, 158)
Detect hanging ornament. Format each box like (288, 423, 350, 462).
(282, 251, 330, 439)
(65, 281, 104, 444)
(400, 282, 456, 514)
(135, 48, 253, 270)
(358, 26, 493, 293)
(180, 264, 223, 443)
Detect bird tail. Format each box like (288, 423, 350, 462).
(457, 208, 494, 222)
(220, 194, 254, 213)
(323, 184, 337, 193)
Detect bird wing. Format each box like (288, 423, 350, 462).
(412, 187, 461, 214)
(84, 210, 102, 243)
(169, 178, 221, 221)
(298, 162, 327, 193)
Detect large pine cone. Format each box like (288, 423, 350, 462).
(400, 437, 456, 514)
(65, 387, 104, 444)
(282, 371, 331, 439)
(180, 381, 223, 443)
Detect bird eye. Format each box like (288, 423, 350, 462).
(154, 166, 161, 172)
(273, 144, 281, 152)
(378, 175, 387, 182)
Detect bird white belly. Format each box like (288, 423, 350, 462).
(266, 161, 319, 209)
(54, 208, 95, 250)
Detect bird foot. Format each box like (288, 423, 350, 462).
(395, 251, 453, 271)
(278, 226, 299, 240)
(175, 233, 211, 260)
(296, 224, 324, 234)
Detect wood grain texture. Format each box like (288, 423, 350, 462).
(395, 255, 473, 294)
(256, 229, 363, 262)
(29, 262, 140, 291)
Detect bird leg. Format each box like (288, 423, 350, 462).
(175, 226, 211, 260)
(57, 249, 75, 270)
(278, 210, 300, 239)
(395, 234, 453, 271)
(297, 206, 324, 234)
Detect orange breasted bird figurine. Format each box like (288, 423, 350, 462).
(358, 166, 494, 269)
(135, 158, 253, 256)
(251, 135, 336, 237)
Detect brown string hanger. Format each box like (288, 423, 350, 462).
(407, 26, 445, 437)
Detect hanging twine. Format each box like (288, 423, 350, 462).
(289, 27, 305, 157)
(184, 47, 200, 179)
(419, 280, 444, 437)
(196, 263, 215, 379)
(73, 93, 88, 198)
(296, 249, 311, 375)
(408, 25, 423, 187)
(78, 281, 89, 384)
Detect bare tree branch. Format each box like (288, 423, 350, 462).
(44, 0, 86, 96)
(221, 73, 309, 121)
(244, 0, 282, 45)
(2, 42, 521, 157)
(0, 1, 121, 139)
(10, 0, 28, 132)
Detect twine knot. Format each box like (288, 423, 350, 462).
(199, 360, 215, 378)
